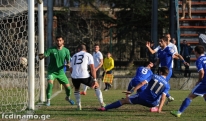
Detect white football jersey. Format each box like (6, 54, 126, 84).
(154, 42, 178, 68)
(93, 51, 103, 68)
(70, 51, 94, 78)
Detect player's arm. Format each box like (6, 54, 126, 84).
(38, 49, 51, 60)
(146, 41, 156, 54)
(196, 69, 204, 85)
(173, 53, 189, 66)
(96, 58, 103, 71)
(90, 64, 96, 79)
(158, 93, 166, 113)
(131, 80, 147, 93)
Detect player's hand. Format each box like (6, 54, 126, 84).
(38, 54, 44, 60)
(146, 41, 150, 48)
(91, 81, 99, 89)
(122, 91, 132, 95)
(184, 62, 189, 66)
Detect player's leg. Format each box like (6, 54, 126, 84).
(80, 84, 88, 95)
(46, 74, 55, 106)
(58, 74, 75, 105)
(98, 96, 131, 111)
(83, 77, 105, 107)
(166, 68, 174, 102)
(171, 83, 206, 117)
(71, 78, 82, 110)
(171, 93, 197, 117)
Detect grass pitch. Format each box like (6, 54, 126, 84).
(34, 90, 206, 121)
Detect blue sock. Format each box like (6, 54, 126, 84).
(166, 93, 170, 98)
(179, 98, 192, 113)
(105, 101, 122, 110)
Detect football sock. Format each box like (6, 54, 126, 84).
(179, 97, 192, 113)
(65, 86, 71, 97)
(95, 88, 103, 104)
(83, 85, 88, 92)
(74, 91, 81, 106)
(166, 93, 170, 98)
(46, 83, 53, 99)
(105, 101, 122, 110)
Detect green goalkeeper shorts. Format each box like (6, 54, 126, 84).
(47, 73, 69, 84)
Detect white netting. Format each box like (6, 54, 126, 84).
(0, 0, 40, 113)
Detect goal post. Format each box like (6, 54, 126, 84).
(38, 0, 45, 103)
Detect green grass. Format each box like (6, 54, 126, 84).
(33, 90, 206, 121)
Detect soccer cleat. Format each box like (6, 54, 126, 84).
(80, 91, 86, 95)
(98, 107, 107, 111)
(65, 97, 75, 105)
(77, 105, 82, 111)
(168, 96, 175, 102)
(45, 101, 50, 106)
(150, 107, 158, 112)
(101, 103, 106, 108)
(170, 110, 181, 117)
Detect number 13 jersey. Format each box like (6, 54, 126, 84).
(70, 51, 94, 78)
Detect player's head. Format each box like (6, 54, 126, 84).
(94, 43, 100, 52)
(159, 37, 167, 47)
(77, 44, 87, 51)
(143, 61, 154, 68)
(194, 45, 205, 57)
(159, 66, 169, 77)
(56, 36, 64, 47)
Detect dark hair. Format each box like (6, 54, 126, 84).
(162, 36, 168, 42)
(94, 43, 99, 47)
(143, 61, 151, 67)
(194, 45, 205, 54)
(78, 44, 86, 51)
(56, 36, 63, 39)
(159, 66, 169, 76)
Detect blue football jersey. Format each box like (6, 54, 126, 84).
(138, 74, 170, 106)
(134, 66, 153, 82)
(158, 46, 175, 69)
(196, 55, 206, 83)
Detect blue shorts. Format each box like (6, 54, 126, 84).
(192, 82, 206, 96)
(129, 94, 159, 107)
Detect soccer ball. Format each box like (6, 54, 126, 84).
(19, 57, 27, 67)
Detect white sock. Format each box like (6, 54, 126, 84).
(74, 91, 81, 106)
(95, 88, 103, 104)
(83, 85, 88, 92)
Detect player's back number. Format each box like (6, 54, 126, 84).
(73, 55, 84, 65)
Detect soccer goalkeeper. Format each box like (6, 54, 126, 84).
(39, 36, 75, 106)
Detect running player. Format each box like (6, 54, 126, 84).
(70, 44, 106, 110)
(171, 45, 206, 117)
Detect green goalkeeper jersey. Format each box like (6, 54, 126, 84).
(44, 47, 70, 74)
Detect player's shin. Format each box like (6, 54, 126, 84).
(95, 88, 104, 104)
(74, 91, 81, 106)
(46, 83, 53, 99)
(105, 101, 122, 110)
(65, 86, 71, 98)
(179, 97, 192, 113)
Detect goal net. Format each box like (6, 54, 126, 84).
(0, 0, 40, 113)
